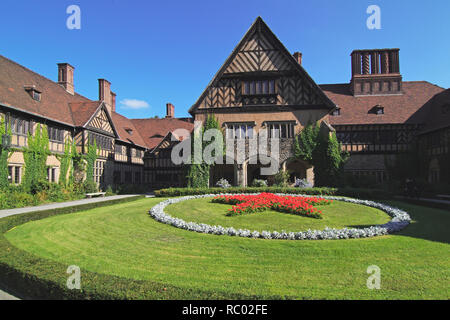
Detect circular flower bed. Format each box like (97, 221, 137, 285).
(148, 194, 411, 240)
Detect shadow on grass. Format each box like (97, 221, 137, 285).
(383, 200, 450, 244)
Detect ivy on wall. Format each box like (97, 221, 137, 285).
(0, 116, 12, 189)
(58, 139, 76, 187)
(23, 124, 50, 193)
(294, 122, 320, 163)
(186, 115, 223, 188)
(85, 139, 98, 182)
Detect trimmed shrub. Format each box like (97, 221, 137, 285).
(154, 186, 392, 200)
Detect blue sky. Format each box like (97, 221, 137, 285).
(0, 0, 449, 119)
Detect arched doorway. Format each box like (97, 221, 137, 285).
(282, 158, 314, 186)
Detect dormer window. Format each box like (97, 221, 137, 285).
(24, 85, 41, 101)
(242, 79, 276, 96)
(375, 105, 384, 115)
(332, 107, 341, 116)
(125, 128, 133, 135)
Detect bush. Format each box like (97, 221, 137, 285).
(215, 178, 231, 189)
(154, 186, 393, 200)
(251, 179, 268, 187)
(154, 186, 338, 197)
(82, 179, 98, 194)
(273, 170, 290, 187)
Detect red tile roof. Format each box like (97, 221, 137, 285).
(420, 89, 450, 133)
(0, 54, 149, 149)
(131, 118, 194, 149)
(69, 101, 102, 126)
(322, 81, 445, 125)
(0, 54, 91, 126)
(111, 112, 147, 148)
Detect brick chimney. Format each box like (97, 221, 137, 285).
(350, 49, 402, 96)
(111, 92, 116, 113)
(98, 79, 112, 113)
(293, 52, 302, 65)
(58, 63, 75, 95)
(166, 103, 174, 118)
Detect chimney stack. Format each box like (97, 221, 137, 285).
(166, 103, 174, 118)
(58, 63, 75, 95)
(350, 49, 402, 96)
(98, 79, 112, 113)
(293, 52, 302, 65)
(111, 92, 116, 113)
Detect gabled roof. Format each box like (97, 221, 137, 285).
(111, 112, 147, 149)
(189, 16, 336, 115)
(131, 117, 194, 150)
(322, 81, 445, 125)
(69, 101, 103, 126)
(0, 54, 90, 126)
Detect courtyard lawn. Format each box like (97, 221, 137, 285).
(3, 197, 450, 299)
(165, 197, 391, 232)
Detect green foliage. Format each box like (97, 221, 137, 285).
(85, 139, 98, 183)
(22, 124, 50, 193)
(273, 170, 290, 187)
(295, 123, 348, 187)
(251, 179, 268, 187)
(186, 115, 223, 188)
(58, 139, 76, 187)
(153, 186, 392, 200)
(294, 122, 320, 162)
(312, 132, 348, 187)
(0, 116, 11, 189)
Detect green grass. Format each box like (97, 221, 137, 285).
(165, 198, 391, 232)
(3, 197, 450, 299)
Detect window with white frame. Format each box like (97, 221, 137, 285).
(267, 122, 295, 139)
(226, 123, 254, 139)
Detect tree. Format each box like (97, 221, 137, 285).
(186, 115, 223, 188)
(312, 131, 348, 187)
(294, 122, 320, 163)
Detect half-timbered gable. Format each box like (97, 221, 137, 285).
(189, 17, 335, 113)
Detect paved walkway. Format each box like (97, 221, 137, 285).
(0, 194, 141, 219)
(0, 289, 19, 300)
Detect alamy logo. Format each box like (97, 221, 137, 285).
(366, 5, 381, 30)
(66, 5, 81, 30)
(66, 265, 81, 290)
(366, 265, 381, 290)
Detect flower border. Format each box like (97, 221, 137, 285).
(148, 194, 411, 240)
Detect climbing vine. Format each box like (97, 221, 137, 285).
(0, 116, 12, 189)
(85, 139, 98, 182)
(23, 124, 50, 193)
(186, 115, 223, 188)
(58, 138, 76, 187)
(312, 131, 348, 187)
(294, 122, 320, 163)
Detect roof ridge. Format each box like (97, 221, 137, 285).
(0, 54, 92, 101)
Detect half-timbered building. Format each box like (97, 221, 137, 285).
(1, 16, 448, 190)
(188, 17, 448, 187)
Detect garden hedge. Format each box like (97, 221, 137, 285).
(154, 187, 392, 200)
(0, 195, 289, 300)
